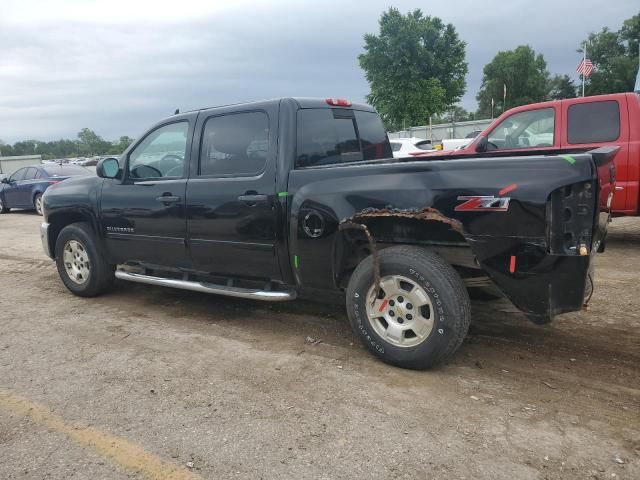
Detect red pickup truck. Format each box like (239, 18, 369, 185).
(417, 93, 639, 216)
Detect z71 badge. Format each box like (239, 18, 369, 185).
(455, 196, 511, 212)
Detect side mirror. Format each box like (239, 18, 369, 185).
(96, 157, 120, 179)
(0, 177, 9, 184)
(475, 136, 488, 153)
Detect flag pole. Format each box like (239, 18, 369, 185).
(582, 45, 586, 97)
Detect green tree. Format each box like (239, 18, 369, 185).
(548, 74, 577, 100)
(433, 105, 474, 123)
(111, 136, 135, 154)
(358, 7, 467, 131)
(476, 45, 549, 116)
(77, 128, 101, 155)
(77, 128, 112, 156)
(581, 13, 639, 95)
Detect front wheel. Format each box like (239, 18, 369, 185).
(0, 196, 10, 214)
(34, 193, 43, 216)
(346, 246, 471, 370)
(55, 222, 115, 297)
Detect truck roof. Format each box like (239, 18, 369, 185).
(182, 97, 376, 115)
(501, 92, 637, 115)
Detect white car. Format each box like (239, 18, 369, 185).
(389, 138, 434, 158)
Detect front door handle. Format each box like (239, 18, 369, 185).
(155, 195, 181, 203)
(238, 194, 269, 205)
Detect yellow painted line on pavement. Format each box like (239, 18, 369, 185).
(0, 390, 201, 480)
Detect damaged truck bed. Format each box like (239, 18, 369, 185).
(41, 97, 617, 369)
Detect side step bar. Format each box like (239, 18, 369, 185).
(115, 271, 296, 302)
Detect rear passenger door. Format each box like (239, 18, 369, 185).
(18, 167, 38, 206)
(560, 98, 628, 213)
(186, 104, 281, 280)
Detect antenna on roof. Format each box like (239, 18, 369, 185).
(174, 108, 180, 115)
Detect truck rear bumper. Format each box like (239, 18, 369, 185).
(471, 236, 593, 323)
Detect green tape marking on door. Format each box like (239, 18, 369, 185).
(277, 192, 289, 198)
(560, 155, 576, 165)
(294, 255, 299, 269)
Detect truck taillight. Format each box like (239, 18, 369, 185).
(547, 181, 595, 255)
(325, 98, 352, 107)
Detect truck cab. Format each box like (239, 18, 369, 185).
(417, 93, 640, 216)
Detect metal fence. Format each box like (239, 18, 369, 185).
(0, 155, 42, 175)
(389, 118, 494, 142)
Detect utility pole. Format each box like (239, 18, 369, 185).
(582, 45, 586, 97)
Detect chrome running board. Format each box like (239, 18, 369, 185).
(115, 271, 296, 301)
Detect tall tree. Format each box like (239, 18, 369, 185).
(581, 13, 639, 95)
(476, 45, 549, 116)
(358, 7, 467, 131)
(548, 74, 577, 100)
(112, 136, 135, 154)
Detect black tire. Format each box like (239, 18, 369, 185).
(34, 193, 43, 216)
(0, 196, 10, 214)
(346, 245, 471, 370)
(54, 222, 115, 297)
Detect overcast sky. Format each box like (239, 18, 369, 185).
(0, 0, 637, 143)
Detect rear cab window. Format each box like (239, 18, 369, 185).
(567, 100, 620, 144)
(296, 108, 392, 168)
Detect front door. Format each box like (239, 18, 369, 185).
(3, 168, 26, 207)
(186, 106, 281, 280)
(101, 117, 196, 268)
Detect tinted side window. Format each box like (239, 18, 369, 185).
(128, 122, 188, 180)
(567, 101, 620, 144)
(296, 109, 362, 167)
(23, 168, 38, 180)
(200, 112, 269, 176)
(354, 110, 393, 160)
(9, 168, 27, 182)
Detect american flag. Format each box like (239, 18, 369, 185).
(576, 59, 594, 78)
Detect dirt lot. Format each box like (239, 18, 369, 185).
(0, 212, 638, 479)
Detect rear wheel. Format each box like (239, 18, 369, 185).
(346, 246, 471, 370)
(55, 223, 115, 297)
(34, 193, 43, 216)
(0, 197, 10, 214)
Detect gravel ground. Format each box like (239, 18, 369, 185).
(0, 211, 638, 479)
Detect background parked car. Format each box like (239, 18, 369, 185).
(389, 137, 434, 158)
(0, 164, 91, 215)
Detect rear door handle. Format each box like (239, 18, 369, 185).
(238, 194, 269, 205)
(155, 195, 181, 203)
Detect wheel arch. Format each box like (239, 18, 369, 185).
(47, 209, 104, 260)
(32, 187, 46, 204)
(334, 216, 476, 289)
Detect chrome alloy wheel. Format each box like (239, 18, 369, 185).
(366, 275, 435, 348)
(35, 195, 43, 215)
(63, 240, 91, 285)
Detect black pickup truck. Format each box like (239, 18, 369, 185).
(40, 97, 616, 369)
